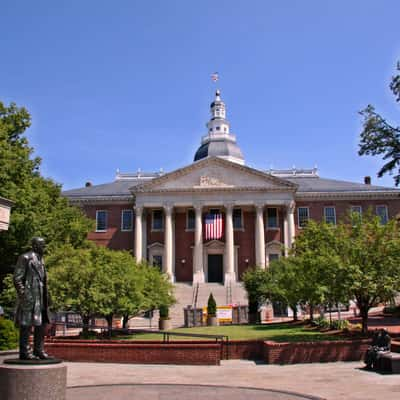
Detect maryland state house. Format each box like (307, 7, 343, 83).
(63, 90, 400, 287)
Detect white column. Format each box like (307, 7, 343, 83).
(283, 210, 289, 257)
(134, 206, 143, 262)
(224, 203, 236, 283)
(287, 201, 295, 249)
(163, 204, 174, 281)
(142, 209, 147, 261)
(193, 203, 205, 283)
(255, 204, 266, 268)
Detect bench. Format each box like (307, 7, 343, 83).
(378, 352, 400, 373)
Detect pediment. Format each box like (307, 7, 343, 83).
(131, 157, 297, 193)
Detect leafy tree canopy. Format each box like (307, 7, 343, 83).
(242, 214, 400, 333)
(359, 61, 400, 185)
(45, 243, 175, 332)
(0, 101, 93, 283)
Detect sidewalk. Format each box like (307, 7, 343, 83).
(64, 360, 400, 400)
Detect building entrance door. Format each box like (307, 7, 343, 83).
(208, 254, 223, 283)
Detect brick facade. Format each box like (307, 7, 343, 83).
(82, 199, 400, 282)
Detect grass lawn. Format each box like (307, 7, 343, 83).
(121, 322, 346, 342)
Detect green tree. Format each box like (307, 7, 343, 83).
(0, 101, 93, 285)
(292, 221, 351, 321)
(359, 61, 400, 185)
(268, 258, 304, 321)
(140, 261, 175, 319)
(242, 267, 273, 313)
(207, 293, 217, 316)
(46, 243, 175, 334)
(339, 213, 400, 333)
(0, 275, 16, 318)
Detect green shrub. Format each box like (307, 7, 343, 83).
(331, 319, 350, 330)
(350, 323, 362, 331)
(207, 293, 217, 316)
(312, 316, 330, 329)
(0, 318, 19, 350)
(159, 304, 170, 319)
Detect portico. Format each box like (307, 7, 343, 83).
(131, 156, 297, 284)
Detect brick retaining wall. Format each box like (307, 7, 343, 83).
(45, 338, 376, 365)
(391, 340, 400, 353)
(263, 339, 370, 364)
(45, 341, 221, 365)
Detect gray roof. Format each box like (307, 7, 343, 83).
(63, 179, 141, 199)
(194, 139, 244, 162)
(285, 176, 400, 193)
(62, 173, 400, 201)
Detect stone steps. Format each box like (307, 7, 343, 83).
(169, 282, 248, 327)
(126, 283, 249, 329)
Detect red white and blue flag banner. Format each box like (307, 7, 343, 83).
(211, 72, 219, 82)
(205, 213, 223, 240)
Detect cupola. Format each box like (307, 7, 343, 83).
(194, 90, 245, 164)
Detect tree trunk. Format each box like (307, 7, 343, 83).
(359, 305, 369, 335)
(82, 315, 90, 337)
(337, 302, 342, 321)
(122, 315, 129, 329)
(291, 305, 298, 321)
(106, 314, 113, 338)
(309, 304, 314, 322)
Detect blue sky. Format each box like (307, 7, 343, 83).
(1, 1, 399, 189)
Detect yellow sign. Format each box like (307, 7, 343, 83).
(202, 305, 233, 322)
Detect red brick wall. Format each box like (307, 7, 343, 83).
(175, 211, 194, 282)
(46, 338, 374, 364)
(294, 199, 400, 233)
(263, 339, 370, 364)
(391, 340, 400, 353)
(84, 204, 134, 251)
(235, 211, 255, 279)
(224, 340, 264, 360)
(45, 341, 221, 365)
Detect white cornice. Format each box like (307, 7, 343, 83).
(296, 191, 400, 201)
(67, 196, 133, 205)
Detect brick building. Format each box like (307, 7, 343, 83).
(63, 90, 400, 319)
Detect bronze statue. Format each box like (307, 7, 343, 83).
(14, 237, 51, 360)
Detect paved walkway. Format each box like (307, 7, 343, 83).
(67, 383, 323, 400)
(63, 360, 400, 400)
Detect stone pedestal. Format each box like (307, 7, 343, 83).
(0, 361, 67, 400)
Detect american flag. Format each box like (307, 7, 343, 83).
(205, 213, 223, 240)
(211, 72, 219, 82)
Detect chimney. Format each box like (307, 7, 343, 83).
(364, 176, 371, 185)
(85, 181, 92, 187)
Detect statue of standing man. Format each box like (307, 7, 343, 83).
(14, 237, 51, 360)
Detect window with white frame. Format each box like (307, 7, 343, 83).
(233, 208, 243, 229)
(96, 210, 107, 232)
(121, 210, 133, 231)
(267, 208, 278, 228)
(186, 209, 195, 230)
(376, 205, 388, 225)
(324, 207, 336, 224)
(297, 207, 309, 228)
(152, 209, 164, 230)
